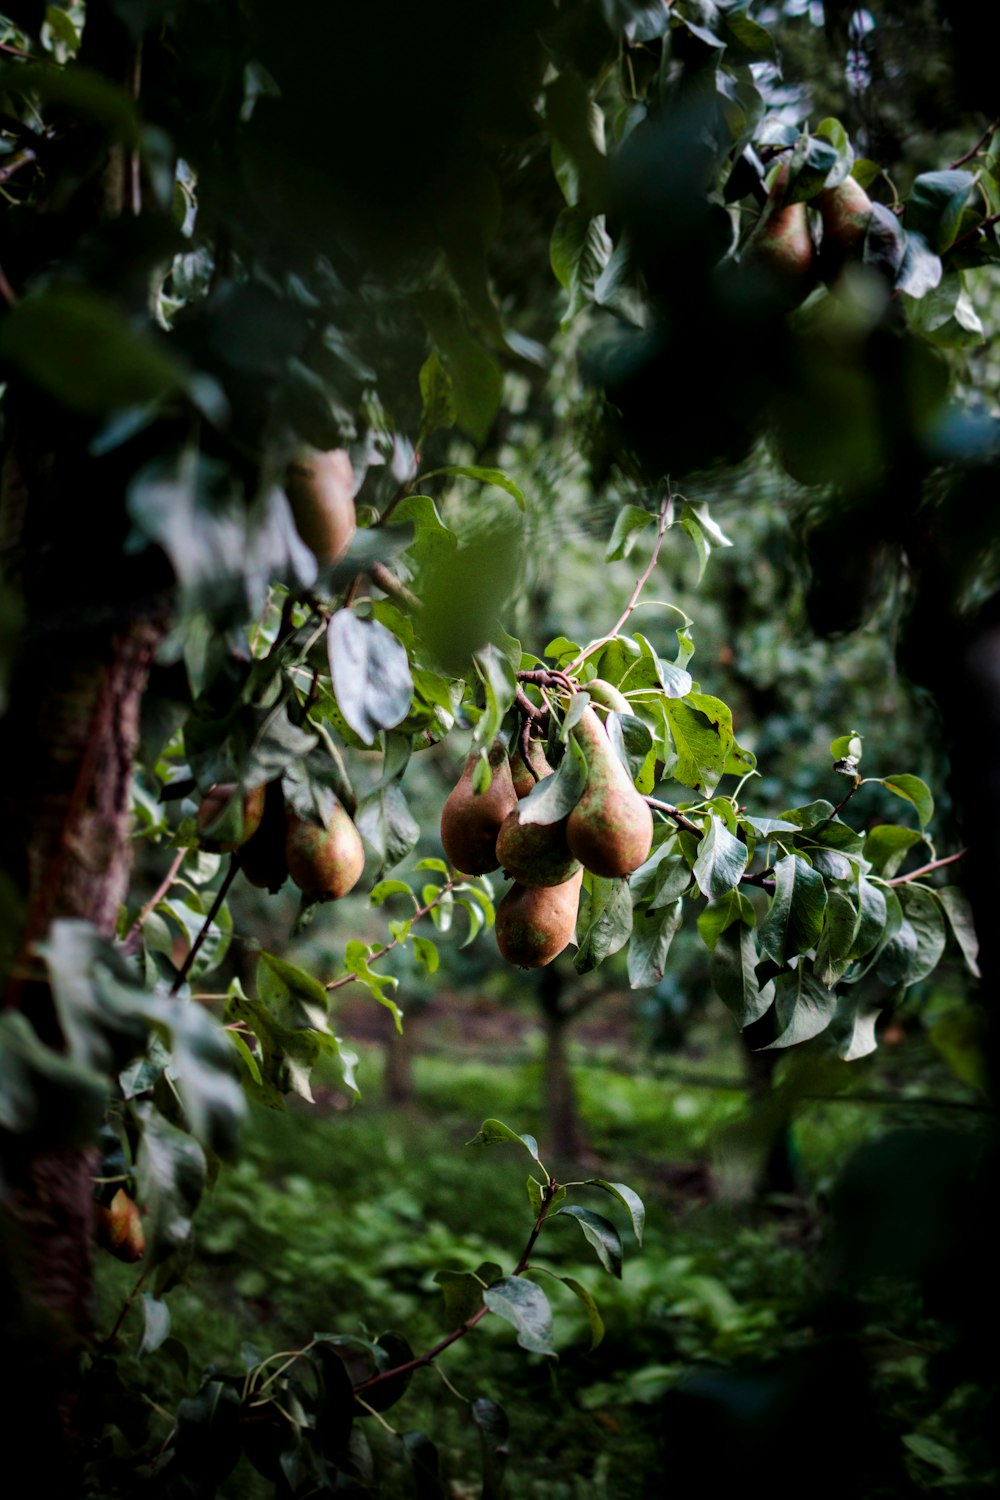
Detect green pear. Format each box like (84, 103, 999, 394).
(817, 176, 873, 282)
(745, 161, 816, 307)
(285, 447, 356, 564)
(565, 706, 653, 878)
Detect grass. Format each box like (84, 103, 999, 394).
(93, 1012, 994, 1498)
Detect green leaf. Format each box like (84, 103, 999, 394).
(471, 1398, 510, 1500)
(139, 1294, 171, 1357)
(662, 696, 731, 793)
(327, 611, 413, 747)
(412, 936, 440, 974)
(0, 1012, 106, 1144)
(356, 780, 419, 877)
(692, 816, 749, 900)
(556, 1206, 623, 1278)
(710, 925, 774, 1029)
(628, 899, 683, 987)
(814, 889, 861, 985)
(880, 774, 934, 827)
(629, 845, 691, 909)
(419, 466, 525, 511)
(0, 285, 187, 415)
(897, 885, 947, 982)
(697, 888, 754, 952)
(864, 825, 924, 877)
(370, 879, 417, 907)
(585, 1180, 645, 1246)
(558, 1276, 605, 1350)
(0, 60, 137, 140)
(416, 292, 503, 445)
(762, 963, 838, 1049)
(758, 856, 828, 966)
(937, 886, 980, 977)
(435, 1264, 502, 1328)
(852, 877, 888, 958)
(389, 494, 457, 561)
(483, 1277, 556, 1355)
(472, 644, 518, 750)
(574, 876, 633, 973)
(135, 1101, 207, 1263)
(838, 1002, 883, 1062)
(402, 1431, 444, 1499)
(343, 941, 402, 1030)
(517, 738, 587, 826)
(467, 1118, 542, 1163)
(607, 505, 654, 561)
(418, 350, 457, 440)
(907, 169, 975, 252)
(830, 732, 863, 763)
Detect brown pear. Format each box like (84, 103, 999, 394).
(95, 1188, 145, 1263)
(565, 706, 653, 879)
(495, 804, 581, 888)
(197, 782, 266, 852)
(238, 780, 289, 892)
(285, 803, 365, 900)
(817, 176, 873, 282)
(509, 737, 553, 798)
(745, 162, 816, 307)
(285, 447, 356, 564)
(495, 867, 583, 968)
(440, 740, 517, 875)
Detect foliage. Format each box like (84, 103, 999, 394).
(0, 0, 996, 1494)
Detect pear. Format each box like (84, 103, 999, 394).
(495, 805, 581, 888)
(285, 447, 356, 565)
(285, 803, 365, 900)
(585, 678, 630, 714)
(95, 1188, 145, 1262)
(495, 867, 583, 968)
(817, 176, 873, 282)
(745, 162, 816, 307)
(509, 737, 553, 798)
(197, 782, 266, 852)
(238, 780, 289, 892)
(440, 740, 517, 874)
(565, 706, 653, 878)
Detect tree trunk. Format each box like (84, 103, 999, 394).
(537, 969, 588, 1161)
(1, 420, 165, 1470)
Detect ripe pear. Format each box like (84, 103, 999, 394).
(238, 780, 289, 892)
(495, 867, 583, 968)
(565, 706, 653, 879)
(197, 782, 266, 852)
(510, 737, 553, 798)
(95, 1188, 145, 1262)
(495, 805, 581, 888)
(285, 803, 365, 900)
(745, 162, 816, 307)
(440, 740, 517, 874)
(817, 176, 873, 282)
(284, 447, 356, 565)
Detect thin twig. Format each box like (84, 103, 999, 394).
(169, 856, 240, 995)
(325, 880, 457, 991)
(566, 487, 673, 676)
(950, 121, 998, 169)
(886, 848, 967, 886)
(644, 796, 702, 836)
(122, 849, 187, 952)
(105, 1270, 148, 1346)
(949, 211, 1000, 254)
(370, 561, 420, 613)
(0, 260, 18, 306)
(353, 1180, 559, 1395)
(0, 147, 36, 187)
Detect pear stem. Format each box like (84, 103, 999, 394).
(566, 485, 673, 676)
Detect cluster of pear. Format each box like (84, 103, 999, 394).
(197, 780, 364, 902)
(440, 694, 653, 969)
(746, 159, 874, 306)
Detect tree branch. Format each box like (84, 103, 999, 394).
(886, 848, 968, 886)
(644, 796, 702, 836)
(950, 121, 998, 169)
(325, 880, 457, 991)
(352, 1178, 560, 1394)
(566, 486, 673, 676)
(168, 856, 240, 995)
(121, 849, 187, 954)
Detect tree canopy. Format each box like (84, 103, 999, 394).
(0, 1, 997, 1493)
